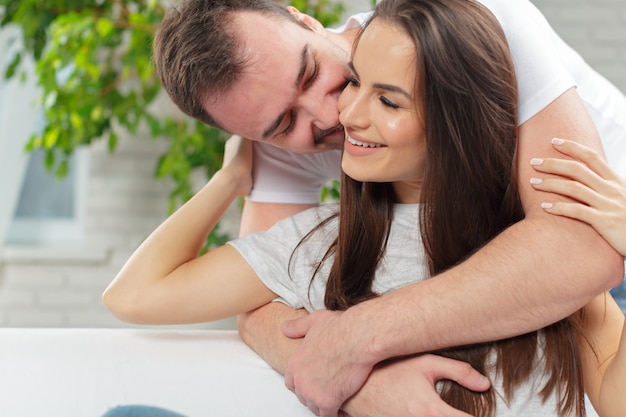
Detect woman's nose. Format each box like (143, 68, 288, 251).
(339, 90, 368, 129)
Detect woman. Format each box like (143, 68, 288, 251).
(103, 0, 623, 415)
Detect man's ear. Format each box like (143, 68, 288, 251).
(285, 5, 326, 35)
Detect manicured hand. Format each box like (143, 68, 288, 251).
(530, 138, 626, 256)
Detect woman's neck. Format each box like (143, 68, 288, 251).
(393, 181, 422, 204)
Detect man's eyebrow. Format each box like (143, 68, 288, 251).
(262, 109, 287, 140)
(349, 61, 412, 99)
(261, 45, 310, 140)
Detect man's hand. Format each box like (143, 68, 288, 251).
(343, 354, 490, 417)
(282, 310, 491, 417)
(282, 310, 375, 417)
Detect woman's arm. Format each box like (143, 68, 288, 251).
(103, 136, 277, 325)
(578, 294, 625, 417)
(529, 137, 626, 417)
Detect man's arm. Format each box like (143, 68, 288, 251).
(239, 303, 490, 417)
(282, 88, 625, 416)
(238, 200, 317, 236)
(238, 303, 306, 373)
(237, 202, 492, 417)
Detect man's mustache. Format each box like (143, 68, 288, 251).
(314, 124, 344, 145)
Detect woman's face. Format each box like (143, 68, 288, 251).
(339, 18, 426, 203)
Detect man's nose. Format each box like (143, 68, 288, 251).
(300, 90, 340, 130)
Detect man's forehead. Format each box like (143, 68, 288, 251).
(204, 58, 296, 141)
(234, 10, 304, 45)
(215, 14, 311, 138)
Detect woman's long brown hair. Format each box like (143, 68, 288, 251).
(299, 0, 585, 415)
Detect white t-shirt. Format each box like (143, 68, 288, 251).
(247, 0, 626, 204)
(228, 203, 593, 417)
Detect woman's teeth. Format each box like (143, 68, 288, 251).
(347, 136, 383, 148)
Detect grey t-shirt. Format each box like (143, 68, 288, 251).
(228, 203, 426, 311)
(227, 203, 592, 417)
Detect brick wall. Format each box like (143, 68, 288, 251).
(532, 0, 626, 93)
(0, 121, 239, 329)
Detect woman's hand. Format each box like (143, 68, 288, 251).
(530, 137, 626, 256)
(220, 134, 254, 198)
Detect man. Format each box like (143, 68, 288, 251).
(153, 0, 626, 415)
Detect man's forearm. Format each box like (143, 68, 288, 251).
(238, 303, 307, 373)
(238, 303, 493, 417)
(343, 214, 624, 364)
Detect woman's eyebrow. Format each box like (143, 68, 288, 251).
(349, 61, 412, 99)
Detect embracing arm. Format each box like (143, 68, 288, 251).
(526, 136, 626, 417)
(282, 88, 624, 416)
(358, 88, 623, 350)
(103, 137, 277, 325)
(238, 204, 491, 417)
(238, 303, 307, 373)
(240, 304, 490, 417)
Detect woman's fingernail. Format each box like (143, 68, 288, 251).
(541, 202, 553, 209)
(530, 177, 543, 185)
(530, 158, 544, 166)
(551, 138, 564, 145)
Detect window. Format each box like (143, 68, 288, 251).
(6, 147, 88, 245)
(0, 25, 87, 247)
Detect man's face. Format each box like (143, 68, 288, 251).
(203, 11, 350, 153)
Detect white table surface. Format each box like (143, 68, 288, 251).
(0, 328, 313, 417)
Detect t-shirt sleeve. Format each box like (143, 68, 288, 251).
(479, 0, 577, 125)
(227, 205, 338, 310)
(247, 142, 341, 204)
(227, 215, 303, 308)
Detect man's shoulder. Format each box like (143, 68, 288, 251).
(327, 11, 371, 33)
(253, 142, 342, 173)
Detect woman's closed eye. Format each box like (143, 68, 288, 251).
(379, 95, 400, 109)
(344, 76, 360, 89)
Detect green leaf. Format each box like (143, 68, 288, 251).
(56, 159, 68, 179)
(43, 127, 60, 149)
(4, 52, 21, 78)
(0, 0, 346, 250)
(108, 131, 118, 152)
(95, 18, 114, 37)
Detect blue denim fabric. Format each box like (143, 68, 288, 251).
(102, 406, 187, 417)
(610, 276, 626, 313)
